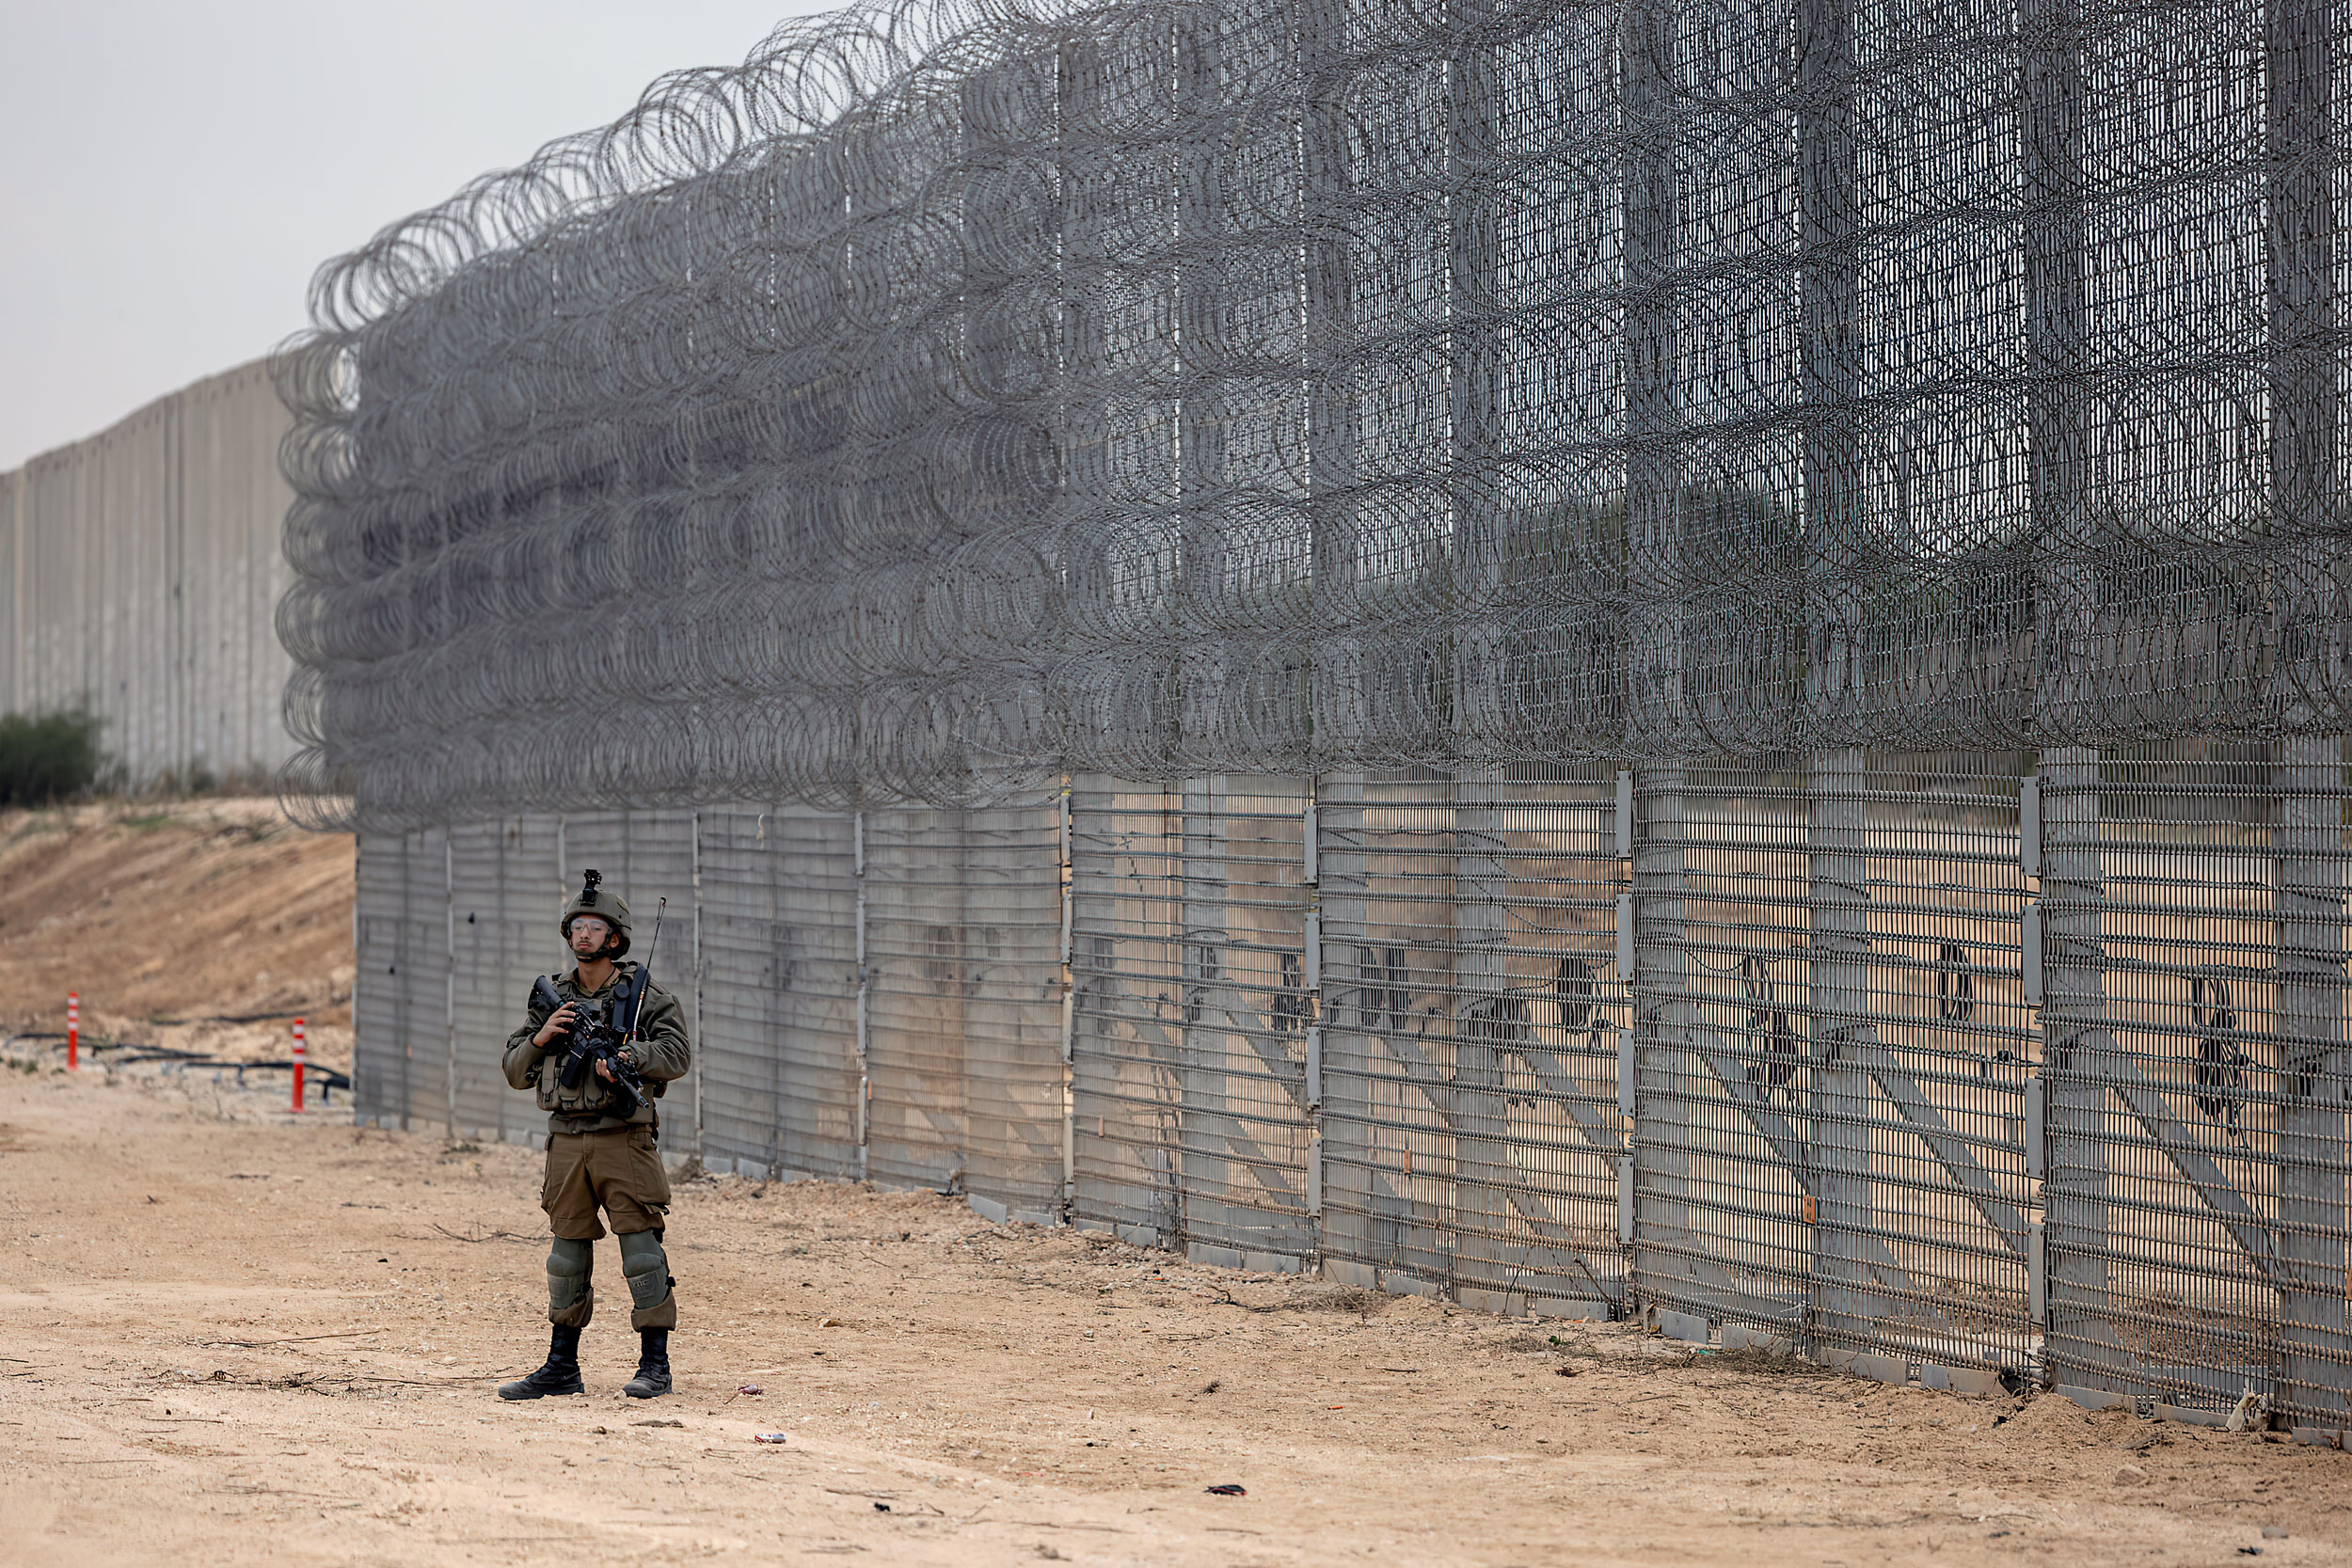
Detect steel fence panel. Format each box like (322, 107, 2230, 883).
(699, 804, 862, 1180)
(1631, 755, 2035, 1382)
(1071, 777, 1314, 1263)
(351, 754, 2352, 1421)
(351, 827, 450, 1133)
(1631, 761, 1811, 1337)
(2042, 743, 2352, 1425)
(850, 796, 1061, 1216)
(864, 807, 975, 1191)
(1174, 776, 1312, 1266)
(1070, 778, 1186, 1242)
(1839, 754, 2036, 1376)
(2273, 738, 2352, 1433)
(1319, 766, 1627, 1316)
(503, 814, 568, 1135)
(448, 820, 513, 1143)
(440, 814, 566, 1147)
(959, 800, 1067, 1220)
(353, 831, 418, 1128)
(1314, 770, 1453, 1288)
(696, 805, 786, 1177)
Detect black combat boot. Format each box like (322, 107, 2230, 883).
(498, 1323, 585, 1400)
(622, 1327, 672, 1399)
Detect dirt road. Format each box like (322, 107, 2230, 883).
(1, 1064, 2343, 1567)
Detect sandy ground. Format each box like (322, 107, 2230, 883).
(0, 800, 356, 1073)
(1, 1064, 2345, 1568)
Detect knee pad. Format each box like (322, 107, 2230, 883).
(618, 1229, 671, 1311)
(547, 1237, 594, 1313)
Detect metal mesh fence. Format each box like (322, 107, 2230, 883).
(1630, 754, 2038, 1386)
(2040, 744, 2352, 1429)
(696, 804, 863, 1182)
(350, 748, 2350, 1430)
(1318, 766, 1628, 1316)
(319, 0, 2352, 1436)
(351, 827, 447, 1128)
(865, 800, 1064, 1210)
(1069, 776, 1316, 1263)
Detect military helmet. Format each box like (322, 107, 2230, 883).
(560, 869, 632, 957)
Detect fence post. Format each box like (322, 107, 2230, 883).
(393, 833, 416, 1132)
(1450, 768, 1511, 1297)
(1302, 787, 1325, 1251)
(1179, 774, 1229, 1252)
(2038, 751, 2128, 1393)
(2274, 736, 2347, 1431)
(1796, 0, 1873, 1354)
(2267, 0, 2346, 1434)
(1175, 3, 1231, 1259)
(1807, 750, 1873, 1351)
(2022, 0, 2127, 1398)
(853, 809, 869, 1182)
(1628, 764, 1694, 1325)
(943, 805, 974, 1192)
(691, 807, 706, 1163)
(1614, 771, 1635, 1266)
(1302, 0, 1359, 1283)
(1301, 0, 1359, 752)
(1620, 0, 1690, 1325)
(1059, 782, 1077, 1218)
(1446, 0, 1515, 1307)
(443, 831, 457, 1143)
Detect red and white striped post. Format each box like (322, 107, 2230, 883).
(66, 992, 78, 1070)
(291, 1018, 306, 1112)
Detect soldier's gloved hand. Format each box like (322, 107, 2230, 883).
(532, 1003, 580, 1048)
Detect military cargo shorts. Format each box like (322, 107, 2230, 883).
(542, 1126, 672, 1239)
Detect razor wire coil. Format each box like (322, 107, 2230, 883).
(275, 0, 2352, 832)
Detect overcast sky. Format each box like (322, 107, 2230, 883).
(0, 1, 835, 471)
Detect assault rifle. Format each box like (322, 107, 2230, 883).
(533, 896, 667, 1118)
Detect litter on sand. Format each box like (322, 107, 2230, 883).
(1205, 1484, 1247, 1497)
(753, 1433, 790, 1444)
(739, 1384, 764, 1395)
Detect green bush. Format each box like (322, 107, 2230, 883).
(0, 708, 107, 806)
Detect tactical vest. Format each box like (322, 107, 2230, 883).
(532, 970, 661, 1119)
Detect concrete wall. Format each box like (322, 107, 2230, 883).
(0, 359, 294, 786)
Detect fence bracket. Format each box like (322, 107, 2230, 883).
(1614, 890, 1634, 983)
(2022, 902, 2044, 1006)
(2020, 773, 2042, 879)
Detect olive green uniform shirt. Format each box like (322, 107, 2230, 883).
(502, 960, 691, 1134)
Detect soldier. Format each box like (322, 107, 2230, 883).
(496, 870, 692, 1401)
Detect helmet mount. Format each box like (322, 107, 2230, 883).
(559, 868, 632, 958)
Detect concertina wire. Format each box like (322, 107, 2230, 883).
(271, 0, 2352, 833)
